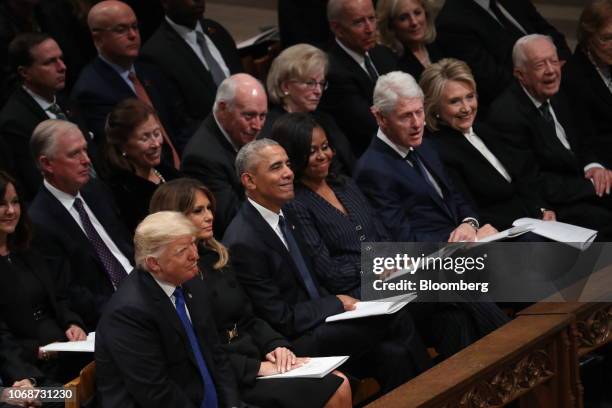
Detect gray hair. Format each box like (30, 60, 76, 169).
(373, 71, 424, 115)
(134, 211, 197, 270)
(235, 138, 280, 178)
(512, 34, 556, 69)
(30, 119, 80, 169)
(213, 76, 238, 112)
(327, 0, 347, 22)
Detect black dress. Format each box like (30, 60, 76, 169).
(197, 247, 343, 408)
(106, 163, 180, 233)
(397, 42, 444, 81)
(0, 250, 90, 383)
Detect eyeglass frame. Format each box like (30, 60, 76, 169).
(288, 79, 329, 91)
(92, 22, 139, 36)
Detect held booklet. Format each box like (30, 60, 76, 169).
(325, 293, 416, 323)
(40, 332, 95, 353)
(257, 356, 349, 379)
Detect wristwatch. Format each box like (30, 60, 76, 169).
(462, 219, 479, 231)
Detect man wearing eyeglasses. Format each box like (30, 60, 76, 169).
(71, 0, 193, 163)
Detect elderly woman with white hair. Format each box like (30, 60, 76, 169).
(265, 43, 355, 175)
(95, 211, 244, 408)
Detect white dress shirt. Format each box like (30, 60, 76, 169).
(472, 0, 528, 34)
(23, 86, 57, 119)
(165, 16, 230, 76)
(99, 55, 136, 94)
(43, 180, 133, 274)
(248, 198, 289, 249)
(464, 127, 512, 182)
(521, 86, 603, 173)
(336, 38, 378, 78)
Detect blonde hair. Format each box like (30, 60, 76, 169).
(134, 211, 197, 270)
(377, 0, 437, 55)
(266, 44, 329, 105)
(419, 58, 476, 131)
(148, 178, 229, 270)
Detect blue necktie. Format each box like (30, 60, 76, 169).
(173, 287, 218, 408)
(278, 215, 320, 299)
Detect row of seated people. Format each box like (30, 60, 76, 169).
(0, 47, 610, 404)
(2, 0, 610, 199)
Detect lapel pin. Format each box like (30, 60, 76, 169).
(187, 293, 193, 299)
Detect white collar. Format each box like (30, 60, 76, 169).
(520, 84, 547, 108)
(151, 273, 177, 300)
(165, 15, 205, 38)
(377, 128, 412, 158)
(463, 127, 476, 137)
(22, 86, 55, 110)
(213, 111, 239, 152)
(473, 0, 491, 10)
(248, 197, 284, 230)
(43, 179, 83, 212)
(336, 37, 366, 65)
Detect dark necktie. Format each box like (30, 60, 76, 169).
(195, 31, 227, 86)
(47, 103, 67, 120)
(278, 215, 320, 299)
(127, 72, 181, 169)
(539, 101, 554, 124)
(73, 198, 127, 288)
(173, 287, 218, 408)
(489, 0, 526, 38)
(406, 149, 444, 199)
(364, 53, 379, 81)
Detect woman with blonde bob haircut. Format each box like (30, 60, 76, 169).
(377, 0, 444, 79)
(421, 58, 555, 229)
(265, 43, 355, 175)
(149, 178, 352, 408)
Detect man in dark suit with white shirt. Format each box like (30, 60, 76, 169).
(181, 73, 268, 237)
(72, 0, 188, 161)
(487, 34, 612, 238)
(141, 0, 243, 122)
(224, 138, 432, 393)
(436, 0, 571, 107)
(96, 211, 244, 408)
(319, 0, 398, 156)
(0, 32, 91, 201)
(28, 120, 134, 330)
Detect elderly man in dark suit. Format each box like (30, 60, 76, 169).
(141, 0, 243, 123)
(319, 0, 398, 156)
(0, 32, 91, 202)
(181, 73, 268, 237)
(487, 34, 612, 239)
(436, 0, 571, 107)
(28, 120, 134, 330)
(72, 0, 189, 163)
(224, 138, 432, 393)
(355, 71, 497, 242)
(96, 211, 245, 408)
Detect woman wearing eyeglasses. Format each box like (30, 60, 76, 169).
(103, 98, 180, 233)
(265, 44, 355, 175)
(563, 0, 612, 168)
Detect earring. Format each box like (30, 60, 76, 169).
(121, 152, 126, 157)
(435, 113, 440, 119)
(283, 91, 289, 96)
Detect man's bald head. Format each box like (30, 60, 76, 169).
(214, 73, 268, 148)
(88, 0, 140, 68)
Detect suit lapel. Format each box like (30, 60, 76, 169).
(16, 88, 49, 122)
(162, 20, 216, 88)
(93, 57, 136, 97)
(332, 43, 374, 94)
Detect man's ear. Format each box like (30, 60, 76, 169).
(17, 66, 29, 82)
(38, 155, 52, 175)
(371, 106, 385, 128)
(513, 67, 523, 82)
(145, 256, 160, 274)
(329, 20, 341, 36)
(240, 171, 257, 192)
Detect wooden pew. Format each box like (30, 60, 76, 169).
(366, 314, 578, 408)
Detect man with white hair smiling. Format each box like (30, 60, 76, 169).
(181, 73, 268, 236)
(488, 34, 612, 238)
(96, 211, 244, 408)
